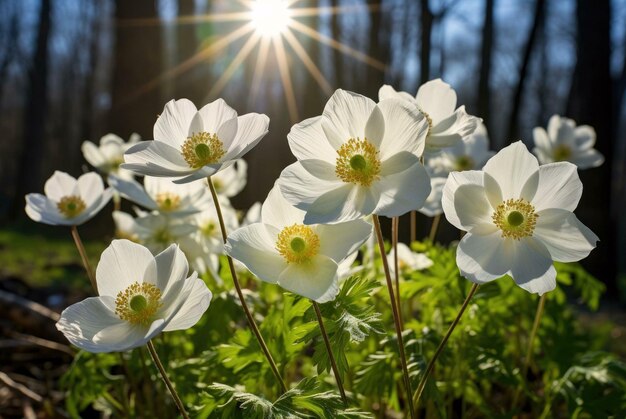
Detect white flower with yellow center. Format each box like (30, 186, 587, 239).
(387, 243, 433, 276)
(109, 175, 212, 216)
(56, 240, 212, 353)
(122, 98, 269, 184)
(277, 89, 431, 225)
(225, 186, 372, 302)
(379, 79, 480, 153)
(25, 171, 113, 226)
(427, 122, 495, 175)
(532, 115, 604, 169)
(442, 141, 598, 295)
(82, 133, 140, 181)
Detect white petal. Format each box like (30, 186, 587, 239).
(572, 149, 604, 169)
(377, 99, 429, 159)
(224, 224, 285, 284)
(162, 275, 212, 331)
(72, 188, 113, 225)
(363, 104, 385, 148)
(304, 184, 375, 225)
(300, 159, 340, 181)
(378, 84, 417, 104)
(321, 89, 375, 149)
(573, 125, 596, 149)
(278, 162, 343, 207)
(452, 183, 496, 234)
(315, 219, 372, 262)
(418, 176, 446, 217)
(56, 296, 123, 353)
(25, 194, 67, 225)
(532, 162, 582, 212)
(509, 238, 556, 295)
(44, 171, 77, 201)
(483, 141, 539, 199)
(96, 239, 155, 298)
(287, 116, 337, 163)
(145, 244, 190, 302)
(261, 185, 305, 229)
(441, 170, 484, 230)
(534, 208, 598, 262)
(123, 141, 194, 177)
(456, 232, 512, 283)
(373, 160, 431, 217)
(92, 321, 153, 352)
(415, 78, 457, 125)
(76, 173, 105, 207)
(108, 175, 156, 210)
(196, 98, 238, 133)
(82, 142, 106, 168)
(278, 254, 339, 302)
(532, 127, 551, 151)
(213, 116, 239, 153)
(223, 113, 269, 160)
(153, 98, 198, 146)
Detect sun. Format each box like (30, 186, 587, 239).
(249, 0, 291, 38)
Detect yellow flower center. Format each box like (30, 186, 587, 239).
(553, 144, 572, 161)
(276, 224, 320, 264)
(155, 192, 181, 212)
(181, 132, 226, 168)
(492, 198, 538, 240)
(335, 138, 381, 186)
(418, 107, 433, 136)
(56, 195, 87, 218)
(114, 282, 162, 326)
(201, 222, 216, 237)
(455, 155, 474, 171)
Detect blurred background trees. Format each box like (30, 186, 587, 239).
(0, 0, 624, 297)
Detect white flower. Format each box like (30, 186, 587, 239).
(418, 175, 447, 217)
(109, 175, 212, 216)
(532, 115, 604, 169)
(387, 243, 433, 277)
(442, 141, 598, 295)
(25, 171, 113, 226)
(427, 122, 495, 175)
(277, 89, 431, 225)
(113, 211, 140, 242)
(56, 240, 212, 353)
(379, 79, 480, 153)
(82, 133, 141, 181)
(241, 202, 262, 226)
(123, 98, 269, 183)
(128, 212, 197, 255)
(210, 159, 248, 197)
(225, 185, 372, 302)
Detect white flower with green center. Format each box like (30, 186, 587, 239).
(427, 122, 495, 175)
(532, 115, 604, 169)
(25, 171, 113, 226)
(82, 133, 140, 181)
(442, 141, 598, 295)
(379, 79, 480, 153)
(56, 240, 212, 353)
(277, 89, 431, 225)
(225, 186, 372, 302)
(123, 98, 269, 184)
(109, 175, 212, 216)
(387, 243, 433, 276)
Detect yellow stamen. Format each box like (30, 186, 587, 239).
(115, 282, 162, 326)
(553, 144, 572, 161)
(492, 198, 538, 240)
(455, 155, 474, 171)
(276, 224, 320, 264)
(418, 107, 433, 136)
(155, 192, 181, 212)
(57, 195, 87, 218)
(181, 132, 226, 168)
(335, 138, 381, 187)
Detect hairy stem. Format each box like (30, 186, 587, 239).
(147, 340, 189, 419)
(207, 177, 287, 394)
(372, 215, 416, 419)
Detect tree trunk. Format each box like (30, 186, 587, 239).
(420, 0, 433, 85)
(477, 0, 494, 130)
(569, 0, 616, 296)
(365, 0, 389, 98)
(331, 0, 343, 89)
(11, 0, 51, 218)
(505, 0, 545, 141)
(110, 0, 163, 139)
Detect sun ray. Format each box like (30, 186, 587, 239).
(116, 12, 253, 27)
(206, 32, 262, 99)
(288, 19, 386, 71)
(282, 29, 333, 96)
(249, 37, 272, 107)
(273, 35, 300, 122)
(289, 3, 380, 18)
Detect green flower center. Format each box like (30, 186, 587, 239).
(455, 155, 474, 171)
(553, 144, 572, 162)
(335, 138, 381, 187)
(492, 198, 538, 240)
(276, 224, 320, 264)
(57, 195, 87, 218)
(115, 282, 162, 325)
(156, 192, 181, 212)
(181, 132, 226, 168)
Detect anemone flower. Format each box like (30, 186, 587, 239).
(82, 133, 140, 181)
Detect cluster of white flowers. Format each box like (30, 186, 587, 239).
(24, 79, 599, 356)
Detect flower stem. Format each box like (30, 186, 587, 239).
(410, 211, 417, 243)
(70, 225, 98, 292)
(207, 177, 287, 394)
(511, 293, 547, 409)
(392, 216, 403, 330)
(372, 215, 416, 419)
(146, 340, 189, 419)
(312, 301, 348, 406)
(428, 214, 441, 243)
(412, 283, 479, 409)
